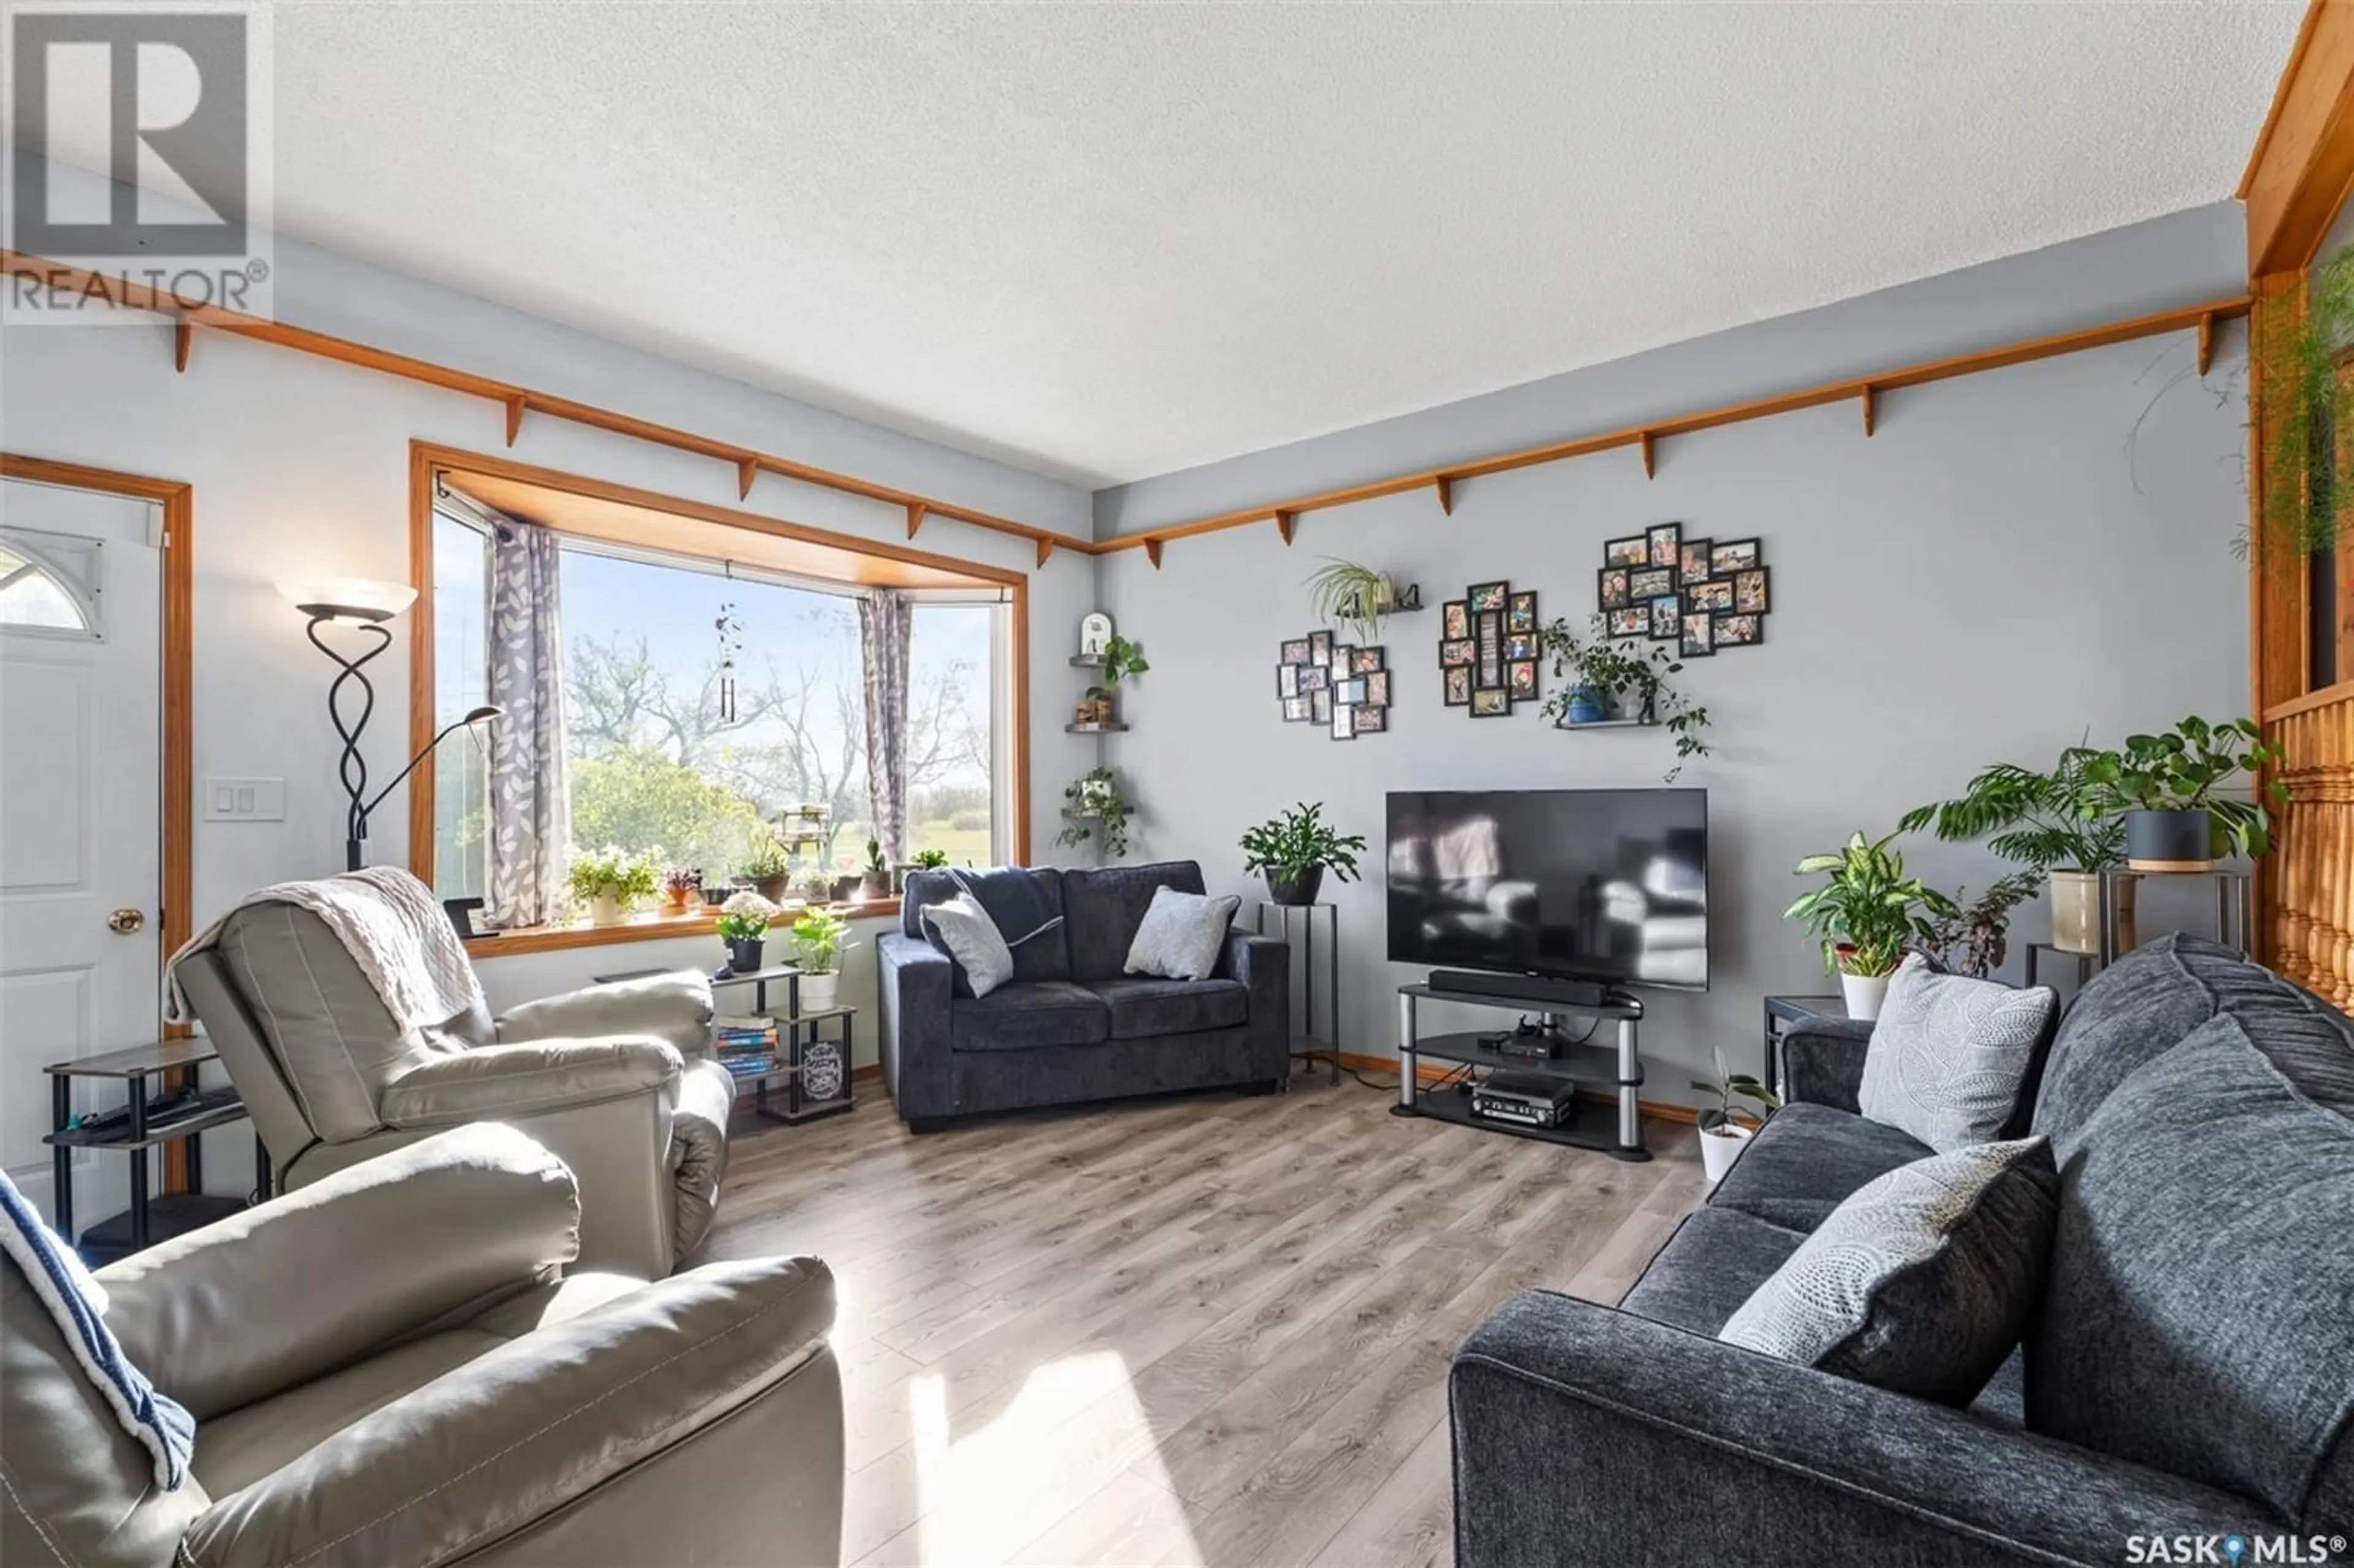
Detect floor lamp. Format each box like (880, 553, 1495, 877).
(278, 577, 500, 872)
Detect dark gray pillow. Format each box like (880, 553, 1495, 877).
(1720, 1135, 2059, 1404)
(1859, 955, 2057, 1152)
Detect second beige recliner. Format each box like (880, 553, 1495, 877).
(177, 897, 733, 1277)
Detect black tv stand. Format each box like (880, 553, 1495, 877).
(1390, 980, 1649, 1161)
(1427, 968, 1628, 1013)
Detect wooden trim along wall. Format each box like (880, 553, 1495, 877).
(407, 443, 1031, 942)
(4, 247, 2250, 576)
(0, 453, 196, 1183)
(1095, 297, 2251, 561)
(2245, 0, 2354, 1002)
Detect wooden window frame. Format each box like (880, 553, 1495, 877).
(406, 441, 1029, 957)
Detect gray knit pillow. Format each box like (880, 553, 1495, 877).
(920, 892, 1015, 999)
(1859, 955, 2057, 1151)
(1122, 887, 1240, 981)
(1720, 1136, 2059, 1404)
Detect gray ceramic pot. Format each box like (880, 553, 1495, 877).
(2125, 809, 2213, 871)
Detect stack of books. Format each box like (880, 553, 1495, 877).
(714, 1014, 781, 1079)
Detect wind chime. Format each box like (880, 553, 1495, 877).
(714, 582, 743, 723)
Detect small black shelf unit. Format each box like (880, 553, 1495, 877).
(1391, 981, 1649, 1161)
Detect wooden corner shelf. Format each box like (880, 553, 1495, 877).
(1065, 721, 1129, 734)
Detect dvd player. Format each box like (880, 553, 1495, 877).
(1469, 1071, 1580, 1130)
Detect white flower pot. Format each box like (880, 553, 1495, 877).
(799, 971, 840, 1013)
(589, 891, 628, 927)
(1840, 969, 1891, 1022)
(1699, 1123, 1754, 1186)
(2048, 869, 2101, 956)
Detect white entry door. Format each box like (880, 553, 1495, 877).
(0, 476, 163, 1225)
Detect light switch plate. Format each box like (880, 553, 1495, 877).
(204, 777, 286, 821)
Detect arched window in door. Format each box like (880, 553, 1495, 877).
(0, 530, 101, 636)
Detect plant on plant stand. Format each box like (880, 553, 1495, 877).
(742, 835, 794, 903)
(1536, 615, 1713, 782)
(2064, 717, 2286, 872)
(1057, 767, 1133, 860)
(788, 904, 856, 1011)
(1900, 748, 2124, 956)
(1785, 831, 1957, 1021)
(566, 847, 659, 927)
(1691, 1046, 1782, 1186)
(715, 891, 782, 975)
(1304, 558, 1405, 644)
(1239, 802, 1368, 907)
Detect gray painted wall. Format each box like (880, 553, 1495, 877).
(1086, 204, 2252, 1109)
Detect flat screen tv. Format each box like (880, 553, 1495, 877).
(1386, 788, 1708, 991)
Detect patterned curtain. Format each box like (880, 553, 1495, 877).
(485, 520, 569, 928)
(859, 588, 913, 861)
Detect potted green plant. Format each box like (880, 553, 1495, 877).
(1536, 615, 1712, 782)
(716, 891, 782, 974)
(1058, 767, 1133, 859)
(742, 836, 793, 903)
(788, 904, 855, 1011)
(1784, 831, 1958, 1021)
(1691, 1046, 1781, 1186)
(1304, 558, 1404, 644)
(566, 847, 658, 927)
(661, 866, 700, 916)
(1240, 802, 1368, 907)
(1900, 750, 2124, 955)
(860, 839, 892, 902)
(1911, 872, 2045, 979)
(2064, 717, 2285, 872)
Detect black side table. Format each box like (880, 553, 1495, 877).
(1761, 994, 1848, 1097)
(1255, 901, 1339, 1087)
(44, 1038, 265, 1262)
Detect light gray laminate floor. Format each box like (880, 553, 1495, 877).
(707, 1077, 1705, 1568)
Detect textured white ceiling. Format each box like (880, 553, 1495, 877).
(243, 5, 2304, 484)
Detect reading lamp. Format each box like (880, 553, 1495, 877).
(277, 577, 501, 870)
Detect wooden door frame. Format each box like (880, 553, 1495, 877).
(1, 453, 196, 1183)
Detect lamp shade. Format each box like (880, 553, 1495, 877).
(275, 576, 417, 624)
(461, 704, 503, 727)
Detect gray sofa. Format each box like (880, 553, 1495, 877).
(1451, 934, 2354, 1566)
(2, 1124, 843, 1568)
(877, 861, 1289, 1130)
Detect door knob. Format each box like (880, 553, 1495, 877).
(107, 908, 145, 935)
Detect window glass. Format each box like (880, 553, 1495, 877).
(561, 547, 877, 885)
(0, 542, 93, 632)
(907, 604, 997, 869)
(432, 512, 491, 900)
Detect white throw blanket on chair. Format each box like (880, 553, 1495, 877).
(166, 866, 486, 1033)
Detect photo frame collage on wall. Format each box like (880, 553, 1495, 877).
(1595, 522, 1770, 659)
(1277, 631, 1391, 739)
(1438, 580, 1539, 717)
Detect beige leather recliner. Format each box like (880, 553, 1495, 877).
(176, 899, 734, 1277)
(0, 1125, 844, 1568)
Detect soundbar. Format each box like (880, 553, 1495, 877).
(1430, 969, 1616, 1011)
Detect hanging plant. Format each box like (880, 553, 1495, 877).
(2246, 246, 2354, 561)
(1101, 634, 1150, 690)
(1304, 558, 1403, 645)
(1057, 766, 1133, 858)
(1536, 614, 1712, 781)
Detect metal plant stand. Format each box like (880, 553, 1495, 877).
(1256, 901, 1340, 1086)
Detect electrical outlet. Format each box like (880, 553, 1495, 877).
(204, 777, 285, 821)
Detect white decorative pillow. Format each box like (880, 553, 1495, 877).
(920, 892, 1015, 999)
(1720, 1136, 2059, 1404)
(1123, 886, 1241, 981)
(1859, 954, 2057, 1152)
